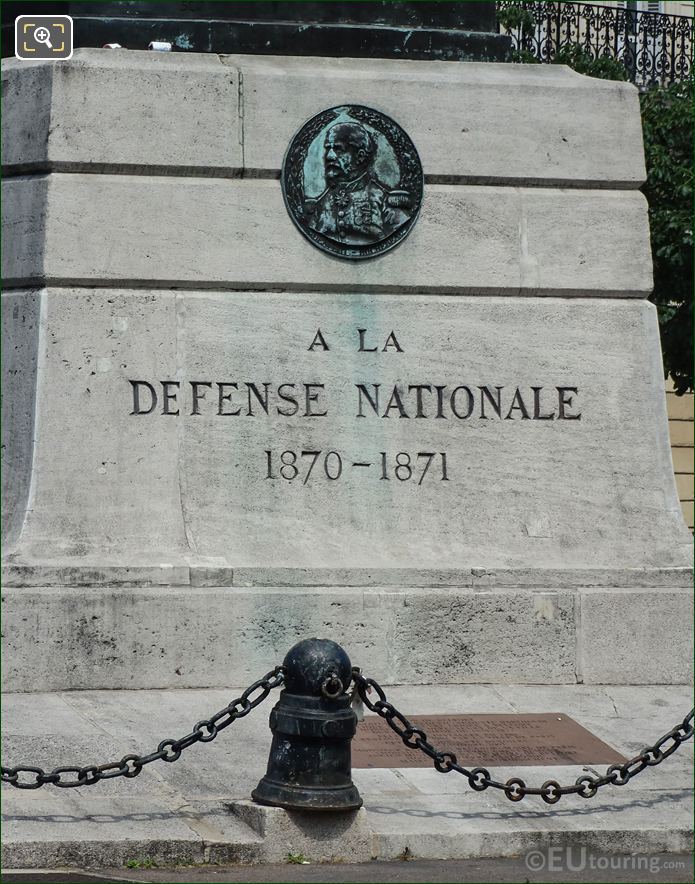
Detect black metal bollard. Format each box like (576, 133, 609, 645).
(252, 638, 362, 811)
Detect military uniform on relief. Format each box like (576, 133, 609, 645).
(281, 107, 423, 259)
(306, 172, 412, 246)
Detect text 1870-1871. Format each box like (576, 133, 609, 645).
(264, 451, 449, 485)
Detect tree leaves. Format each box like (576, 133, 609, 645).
(640, 78, 694, 394)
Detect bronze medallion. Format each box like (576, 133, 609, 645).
(281, 105, 424, 260)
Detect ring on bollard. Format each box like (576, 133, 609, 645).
(321, 672, 344, 699)
(252, 638, 362, 812)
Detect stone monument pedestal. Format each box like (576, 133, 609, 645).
(0, 1, 511, 61)
(2, 51, 692, 690)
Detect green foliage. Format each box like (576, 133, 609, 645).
(510, 47, 540, 65)
(125, 857, 158, 869)
(498, 2, 539, 63)
(553, 45, 628, 81)
(640, 77, 694, 394)
(500, 4, 629, 80)
(497, 3, 535, 37)
(286, 852, 309, 864)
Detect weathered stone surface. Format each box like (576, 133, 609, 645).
(1, 684, 691, 867)
(0, 62, 53, 171)
(579, 589, 695, 684)
(2, 733, 172, 798)
(0, 586, 389, 691)
(4, 563, 691, 588)
(2, 176, 652, 295)
(1, 291, 40, 550)
(226, 567, 694, 588)
(228, 55, 646, 186)
(1, 52, 689, 695)
(1, 51, 241, 174)
(387, 590, 576, 684)
(2, 52, 645, 187)
(0, 288, 188, 563)
(368, 791, 693, 861)
(1, 289, 689, 573)
(229, 801, 372, 864)
(1, 792, 261, 869)
(2, 585, 691, 691)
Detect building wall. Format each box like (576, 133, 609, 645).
(589, 2, 693, 16)
(667, 379, 694, 530)
(665, 3, 695, 18)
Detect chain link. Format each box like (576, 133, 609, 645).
(1, 667, 284, 789)
(352, 668, 694, 803)
(5, 661, 691, 800)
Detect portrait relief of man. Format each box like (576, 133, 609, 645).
(304, 120, 413, 246)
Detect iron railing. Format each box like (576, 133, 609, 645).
(497, 1, 694, 87)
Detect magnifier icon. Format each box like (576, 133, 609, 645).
(33, 26, 52, 48)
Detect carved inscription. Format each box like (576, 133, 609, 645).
(264, 450, 449, 484)
(129, 380, 579, 421)
(128, 326, 581, 486)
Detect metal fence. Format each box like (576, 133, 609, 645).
(497, 1, 694, 87)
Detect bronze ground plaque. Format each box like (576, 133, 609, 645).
(352, 713, 626, 768)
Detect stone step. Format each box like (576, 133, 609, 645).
(2, 684, 692, 867)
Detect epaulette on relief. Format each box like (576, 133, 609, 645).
(386, 190, 411, 209)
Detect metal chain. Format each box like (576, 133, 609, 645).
(1, 667, 284, 789)
(351, 668, 694, 804)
